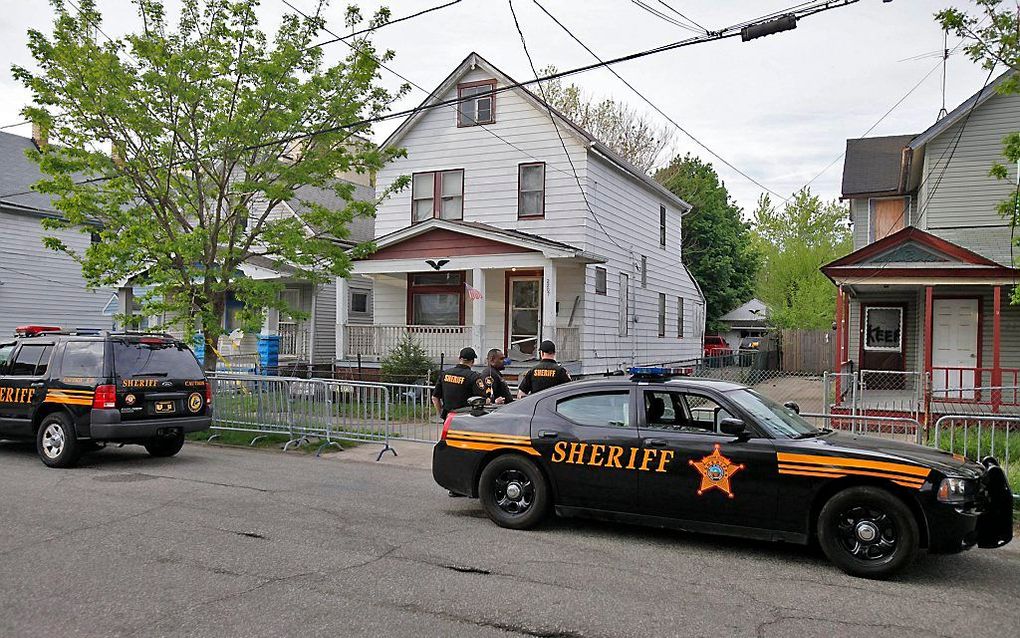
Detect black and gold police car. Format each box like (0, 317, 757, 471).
(432, 367, 1013, 578)
(0, 326, 211, 468)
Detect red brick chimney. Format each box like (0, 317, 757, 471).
(31, 121, 48, 150)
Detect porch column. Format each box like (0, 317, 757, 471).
(993, 285, 1002, 412)
(116, 286, 133, 330)
(834, 286, 845, 369)
(337, 277, 350, 361)
(542, 262, 557, 347)
(924, 285, 934, 377)
(471, 268, 486, 359)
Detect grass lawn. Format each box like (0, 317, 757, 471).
(186, 429, 353, 454)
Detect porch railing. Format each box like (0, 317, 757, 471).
(344, 324, 468, 359)
(930, 367, 1020, 405)
(279, 322, 309, 358)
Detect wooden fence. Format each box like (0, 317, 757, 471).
(778, 329, 833, 374)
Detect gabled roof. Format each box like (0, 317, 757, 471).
(290, 181, 376, 246)
(719, 298, 768, 326)
(0, 131, 60, 216)
(908, 70, 1016, 150)
(821, 227, 1018, 281)
(841, 134, 916, 198)
(381, 52, 692, 213)
(364, 218, 605, 262)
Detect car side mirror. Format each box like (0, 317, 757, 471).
(783, 401, 801, 415)
(719, 418, 746, 436)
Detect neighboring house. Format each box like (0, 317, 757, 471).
(114, 178, 376, 371)
(822, 71, 1020, 416)
(337, 52, 706, 376)
(718, 298, 768, 350)
(0, 129, 112, 336)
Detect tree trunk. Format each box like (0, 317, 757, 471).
(201, 293, 227, 373)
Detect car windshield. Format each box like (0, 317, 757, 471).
(112, 339, 202, 379)
(724, 388, 820, 438)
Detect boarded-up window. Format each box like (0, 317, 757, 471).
(870, 198, 906, 242)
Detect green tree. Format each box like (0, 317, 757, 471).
(655, 154, 759, 332)
(938, 1, 1020, 299)
(538, 65, 674, 172)
(380, 334, 435, 385)
(14, 0, 408, 369)
(752, 189, 852, 329)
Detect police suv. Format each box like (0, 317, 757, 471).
(432, 367, 1013, 579)
(0, 326, 211, 467)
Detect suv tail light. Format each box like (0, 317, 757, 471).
(204, 382, 212, 408)
(93, 384, 117, 409)
(441, 413, 455, 440)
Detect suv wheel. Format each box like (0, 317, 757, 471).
(817, 486, 918, 579)
(144, 432, 185, 458)
(37, 413, 81, 468)
(478, 455, 550, 530)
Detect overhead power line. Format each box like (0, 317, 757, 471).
(1, 0, 869, 199)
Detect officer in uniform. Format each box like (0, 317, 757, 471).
(517, 340, 572, 398)
(431, 347, 485, 418)
(480, 348, 513, 405)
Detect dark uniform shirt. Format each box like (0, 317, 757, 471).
(518, 358, 571, 395)
(431, 364, 485, 417)
(480, 366, 514, 404)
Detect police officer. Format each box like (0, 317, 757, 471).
(517, 340, 572, 398)
(480, 348, 513, 405)
(431, 347, 485, 418)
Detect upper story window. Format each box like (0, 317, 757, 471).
(518, 162, 545, 218)
(659, 205, 666, 247)
(594, 267, 607, 295)
(412, 169, 464, 223)
(457, 80, 496, 127)
(869, 197, 907, 242)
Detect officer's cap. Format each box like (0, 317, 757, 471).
(459, 347, 478, 361)
(539, 340, 556, 354)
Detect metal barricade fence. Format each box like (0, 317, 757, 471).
(932, 415, 1019, 476)
(801, 412, 922, 443)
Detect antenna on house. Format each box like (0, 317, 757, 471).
(937, 28, 949, 121)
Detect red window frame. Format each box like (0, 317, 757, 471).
(406, 272, 466, 326)
(517, 162, 546, 218)
(410, 169, 465, 224)
(456, 79, 497, 127)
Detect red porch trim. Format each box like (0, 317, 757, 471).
(993, 286, 1002, 412)
(822, 265, 1017, 279)
(822, 226, 1005, 270)
(366, 228, 534, 260)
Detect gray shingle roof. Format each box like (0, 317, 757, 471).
(0, 131, 58, 215)
(840, 134, 916, 197)
(291, 181, 376, 245)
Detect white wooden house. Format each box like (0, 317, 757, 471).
(336, 53, 705, 375)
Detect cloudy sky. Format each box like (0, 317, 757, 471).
(0, 0, 991, 213)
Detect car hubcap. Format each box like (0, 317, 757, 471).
(493, 469, 534, 516)
(836, 506, 897, 561)
(42, 424, 65, 459)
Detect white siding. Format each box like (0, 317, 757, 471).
(0, 210, 112, 336)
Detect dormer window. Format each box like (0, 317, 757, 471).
(457, 80, 496, 126)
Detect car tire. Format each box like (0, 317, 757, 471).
(144, 432, 185, 458)
(36, 412, 81, 468)
(817, 486, 919, 579)
(478, 454, 550, 530)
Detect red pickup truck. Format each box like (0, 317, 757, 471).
(703, 335, 733, 358)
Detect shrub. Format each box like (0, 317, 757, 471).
(380, 333, 435, 385)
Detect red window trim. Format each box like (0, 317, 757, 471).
(517, 162, 546, 219)
(410, 168, 465, 225)
(456, 79, 497, 127)
(406, 271, 466, 326)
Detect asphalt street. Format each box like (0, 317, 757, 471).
(1, 441, 1018, 638)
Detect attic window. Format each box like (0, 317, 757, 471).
(457, 80, 496, 126)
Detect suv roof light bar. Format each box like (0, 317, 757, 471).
(14, 325, 63, 337)
(627, 366, 692, 382)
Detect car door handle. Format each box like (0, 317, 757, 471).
(30, 382, 45, 388)
(538, 430, 560, 439)
(645, 438, 668, 448)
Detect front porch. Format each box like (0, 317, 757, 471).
(824, 227, 1020, 418)
(339, 219, 601, 366)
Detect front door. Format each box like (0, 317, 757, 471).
(507, 276, 541, 361)
(932, 298, 979, 399)
(531, 388, 641, 513)
(636, 388, 778, 530)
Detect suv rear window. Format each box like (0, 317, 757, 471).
(112, 339, 203, 379)
(61, 341, 106, 377)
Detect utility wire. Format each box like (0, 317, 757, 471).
(508, 0, 627, 253)
(630, 0, 705, 34)
(0, 0, 868, 199)
(533, 0, 784, 199)
(656, 1, 708, 34)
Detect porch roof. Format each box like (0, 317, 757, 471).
(352, 219, 605, 274)
(821, 227, 1020, 286)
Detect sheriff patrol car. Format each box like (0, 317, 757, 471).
(0, 326, 211, 468)
(432, 368, 1013, 579)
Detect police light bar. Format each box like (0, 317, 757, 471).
(628, 366, 691, 381)
(14, 325, 62, 337)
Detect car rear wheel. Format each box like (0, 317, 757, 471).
(37, 413, 81, 468)
(817, 486, 918, 579)
(478, 455, 550, 530)
(144, 432, 185, 458)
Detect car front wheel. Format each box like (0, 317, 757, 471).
(478, 454, 550, 530)
(817, 486, 919, 579)
(37, 413, 81, 468)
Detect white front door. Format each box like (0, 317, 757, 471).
(932, 298, 979, 399)
(507, 277, 542, 361)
